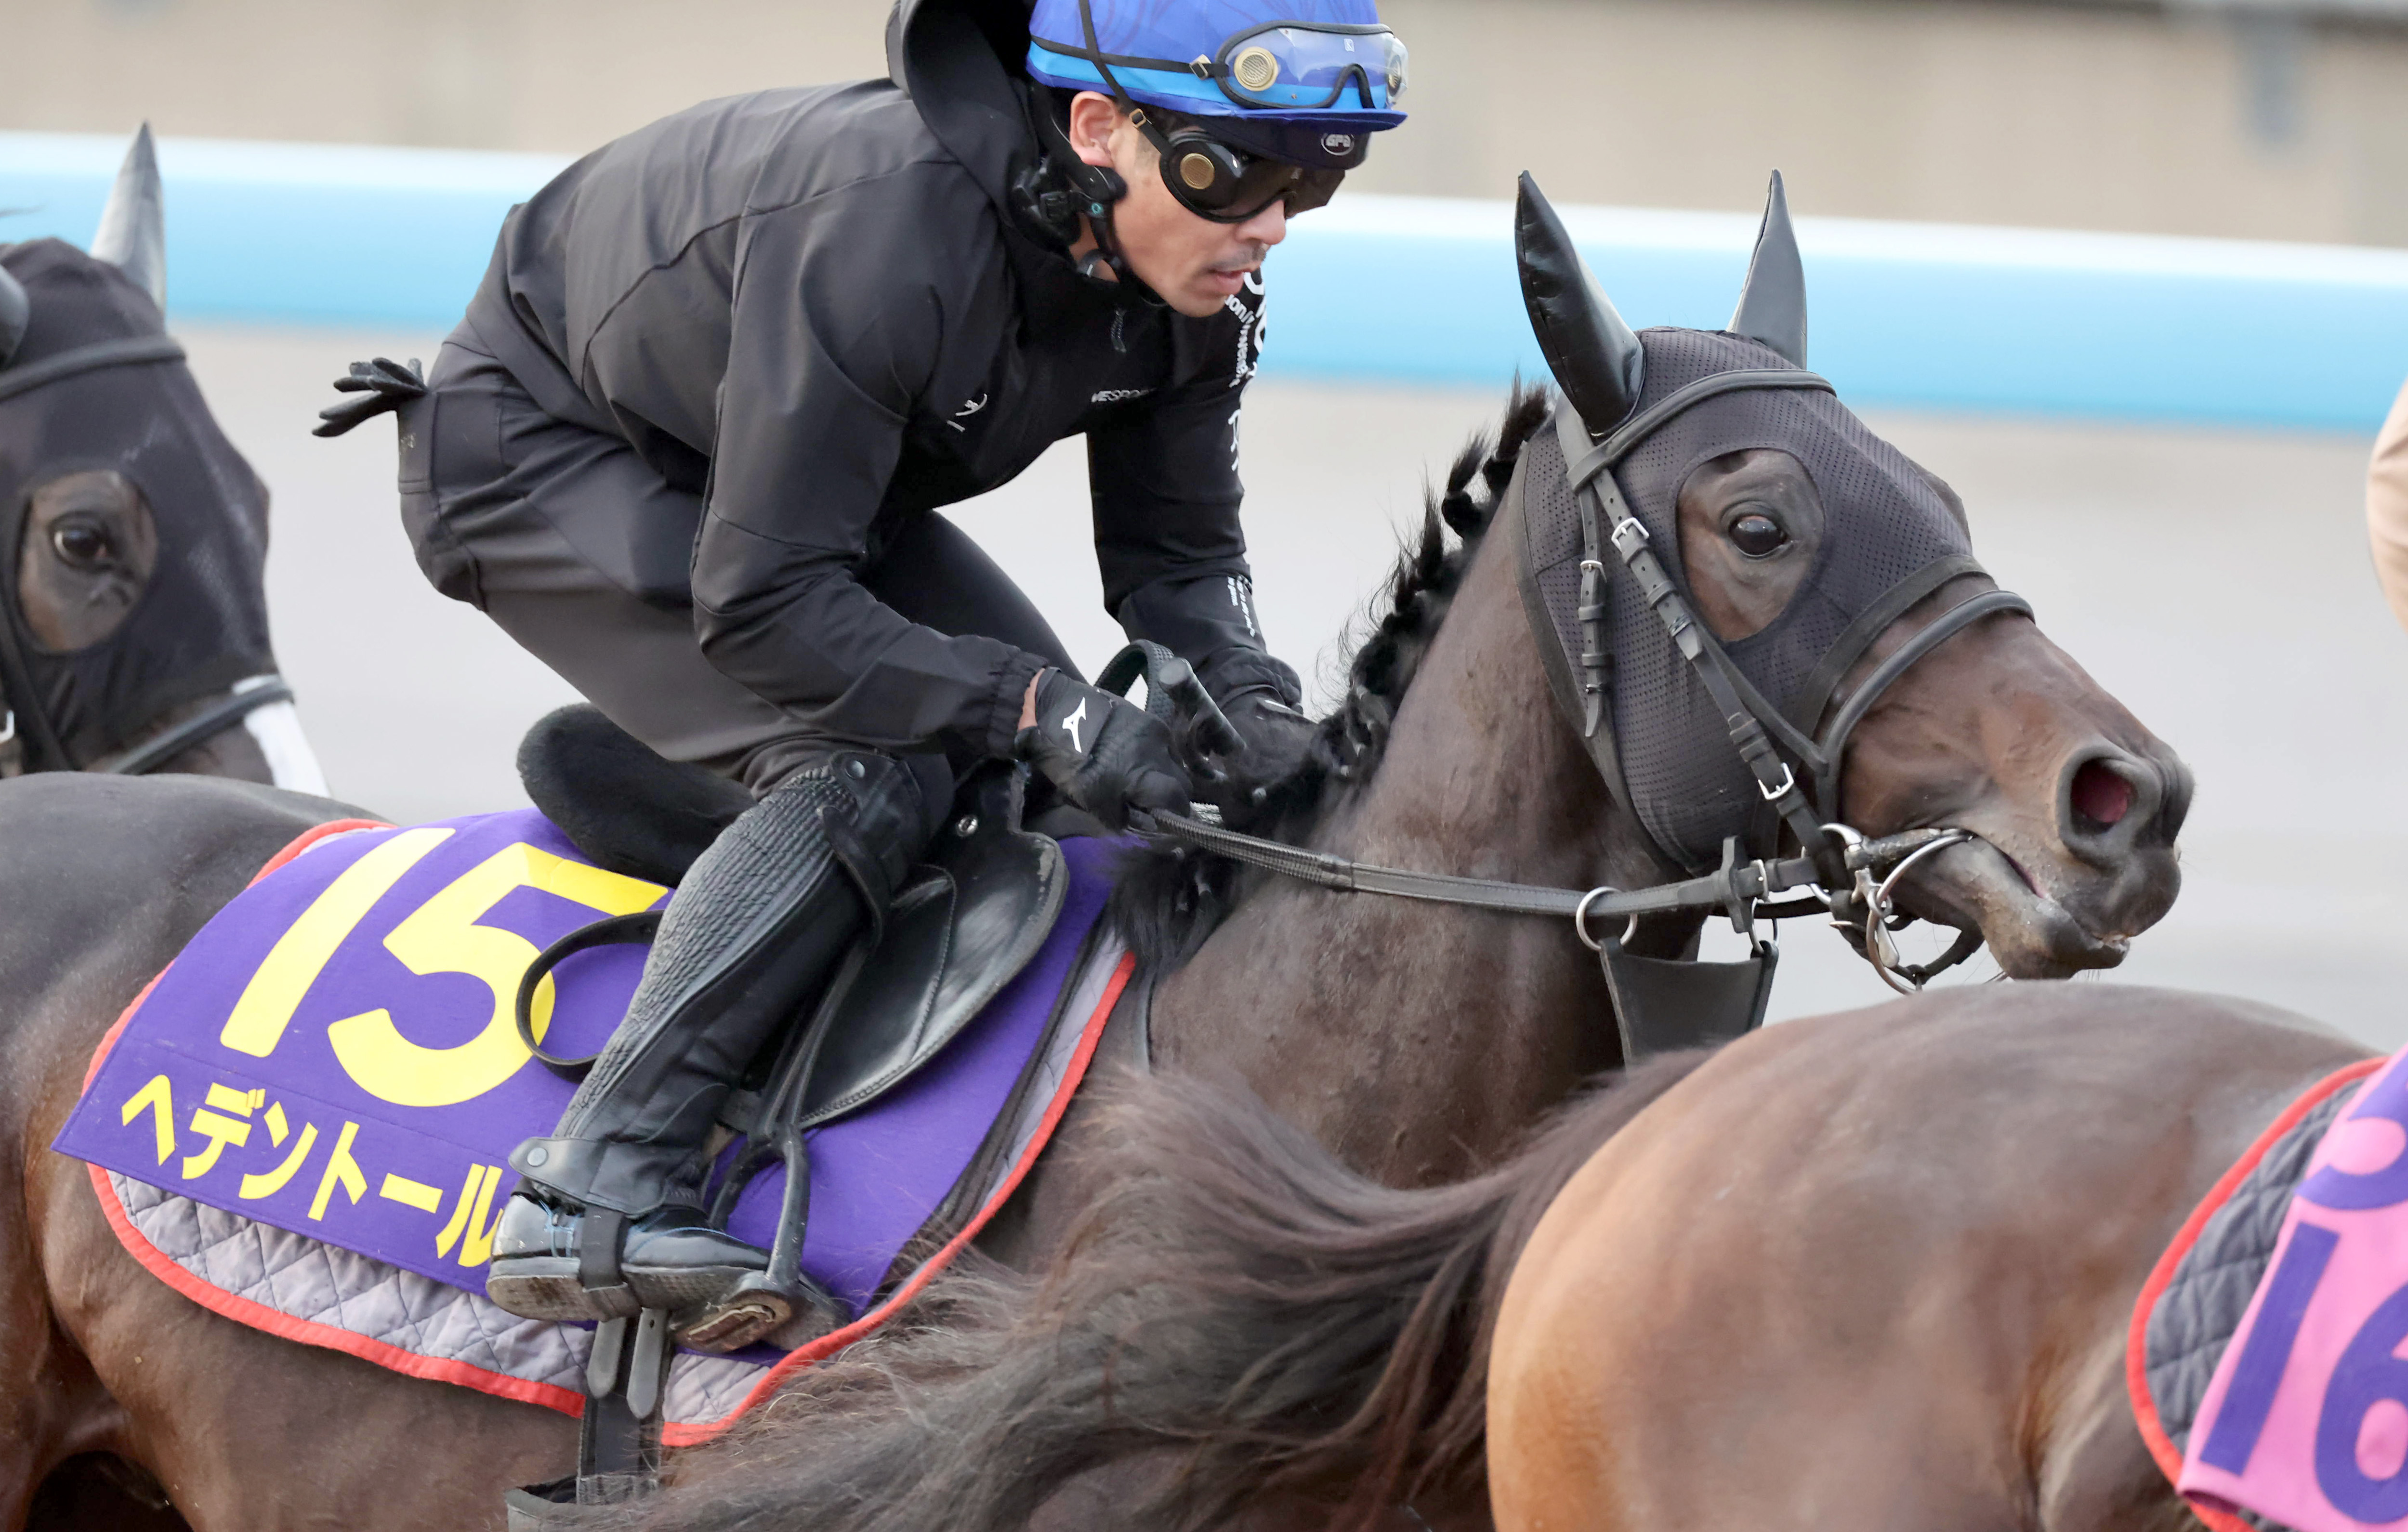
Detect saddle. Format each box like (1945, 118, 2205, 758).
(515, 704, 1069, 1146)
(511, 711, 1086, 1524)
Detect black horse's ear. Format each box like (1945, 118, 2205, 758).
(1727, 170, 1807, 367)
(1515, 172, 1644, 436)
(91, 123, 167, 313)
(0, 265, 26, 369)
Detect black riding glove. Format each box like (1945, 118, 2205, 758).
(1192, 651, 1316, 812)
(314, 356, 427, 438)
(1015, 668, 1193, 830)
(1214, 684, 1317, 803)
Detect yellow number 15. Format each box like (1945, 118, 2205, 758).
(218, 831, 666, 1108)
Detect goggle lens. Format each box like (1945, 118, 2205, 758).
(1188, 153, 1346, 222)
(1215, 25, 1408, 111)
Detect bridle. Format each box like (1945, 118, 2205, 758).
(1114, 365, 2035, 1001)
(1551, 367, 2031, 989)
(0, 333, 298, 778)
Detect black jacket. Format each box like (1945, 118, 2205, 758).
(459, 0, 1283, 765)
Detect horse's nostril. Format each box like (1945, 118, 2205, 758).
(2071, 760, 2134, 831)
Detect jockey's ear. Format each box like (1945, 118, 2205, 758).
(1066, 91, 1124, 171)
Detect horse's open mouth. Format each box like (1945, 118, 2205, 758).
(1894, 836, 2132, 980)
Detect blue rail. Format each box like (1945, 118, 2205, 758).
(5, 130, 2405, 432)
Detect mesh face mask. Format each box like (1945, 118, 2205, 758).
(0, 239, 278, 769)
(1526, 328, 1975, 872)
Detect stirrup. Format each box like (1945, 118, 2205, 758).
(677, 1269, 848, 1353)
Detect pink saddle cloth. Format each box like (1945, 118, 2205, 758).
(2172, 1046, 2408, 1532)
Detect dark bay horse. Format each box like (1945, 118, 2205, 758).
(2, 206, 2183, 1525)
(622, 987, 2364, 1532)
(0, 126, 322, 789)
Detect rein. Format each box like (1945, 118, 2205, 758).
(1143, 804, 1959, 942)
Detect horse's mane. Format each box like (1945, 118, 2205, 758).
(1109, 381, 1552, 970)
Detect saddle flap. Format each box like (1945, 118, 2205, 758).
(800, 817, 1067, 1128)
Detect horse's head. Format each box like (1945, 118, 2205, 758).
(0, 128, 322, 789)
(1516, 173, 2183, 980)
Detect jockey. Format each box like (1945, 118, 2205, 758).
(360, 0, 1407, 1349)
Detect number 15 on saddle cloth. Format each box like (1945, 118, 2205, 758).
(55, 811, 667, 1289)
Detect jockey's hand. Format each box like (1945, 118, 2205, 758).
(1015, 669, 1193, 830)
(314, 356, 427, 438)
(1211, 683, 1318, 809)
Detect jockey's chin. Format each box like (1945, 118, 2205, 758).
(1112, 183, 1283, 318)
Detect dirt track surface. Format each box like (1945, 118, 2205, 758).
(186, 324, 2406, 1044)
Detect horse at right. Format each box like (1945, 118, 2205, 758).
(618, 986, 2367, 1532)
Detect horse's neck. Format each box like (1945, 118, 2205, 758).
(1150, 527, 1656, 1186)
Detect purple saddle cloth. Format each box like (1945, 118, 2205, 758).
(55, 809, 1119, 1317)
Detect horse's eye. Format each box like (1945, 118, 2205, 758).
(1729, 512, 1788, 559)
(53, 521, 114, 568)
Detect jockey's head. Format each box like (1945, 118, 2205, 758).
(1024, 0, 1407, 316)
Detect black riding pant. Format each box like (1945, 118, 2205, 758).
(400, 327, 1081, 800)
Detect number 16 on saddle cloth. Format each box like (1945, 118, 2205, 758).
(2183, 1048, 2408, 1532)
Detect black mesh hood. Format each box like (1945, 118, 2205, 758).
(1526, 328, 1974, 871)
(0, 238, 277, 768)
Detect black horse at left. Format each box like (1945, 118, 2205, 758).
(0, 125, 322, 787)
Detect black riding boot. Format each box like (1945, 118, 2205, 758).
(485, 750, 929, 1349)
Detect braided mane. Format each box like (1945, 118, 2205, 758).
(1110, 382, 1551, 969)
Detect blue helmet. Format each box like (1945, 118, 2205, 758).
(1027, 0, 1407, 177)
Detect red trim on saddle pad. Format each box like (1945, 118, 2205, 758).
(2125, 1056, 2386, 1532)
(76, 819, 1137, 1435)
(87, 1156, 592, 1412)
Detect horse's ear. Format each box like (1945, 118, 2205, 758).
(0, 265, 26, 368)
(1515, 172, 1644, 435)
(1727, 169, 1807, 367)
(91, 123, 166, 313)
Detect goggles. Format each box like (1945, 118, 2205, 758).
(1202, 23, 1408, 114)
(1135, 112, 1347, 223)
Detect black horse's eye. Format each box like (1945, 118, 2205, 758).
(1728, 512, 1788, 559)
(52, 521, 114, 568)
